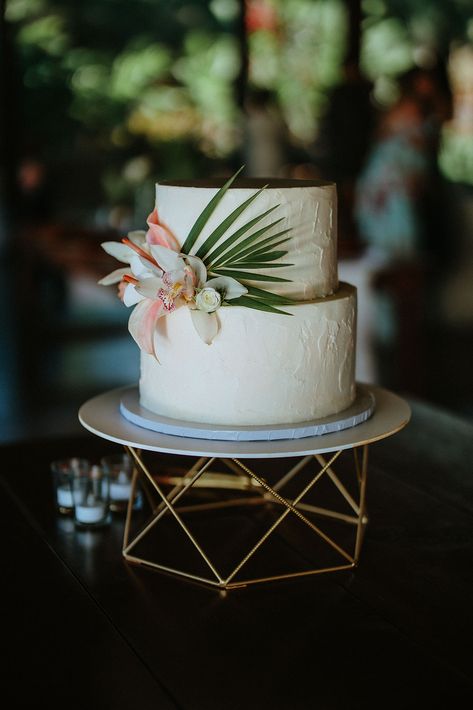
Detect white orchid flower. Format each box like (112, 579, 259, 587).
(101, 232, 147, 264)
(98, 230, 155, 287)
(98, 267, 130, 286)
(204, 276, 248, 301)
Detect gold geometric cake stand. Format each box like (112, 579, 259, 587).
(79, 385, 410, 590)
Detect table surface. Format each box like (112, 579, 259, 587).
(2, 397, 473, 709)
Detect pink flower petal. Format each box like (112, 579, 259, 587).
(128, 298, 165, 355)
(146, 208, 180, 251)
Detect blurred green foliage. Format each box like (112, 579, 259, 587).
(249, 0, 347, 143)
(7, 0, 237, 221)
(6, 0, 473, 219)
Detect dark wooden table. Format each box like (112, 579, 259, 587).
(1, 398, 473, 709)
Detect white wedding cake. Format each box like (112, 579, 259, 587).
(100, 175, 357, 427)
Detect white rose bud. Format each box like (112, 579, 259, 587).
(195, 287, 221, 313)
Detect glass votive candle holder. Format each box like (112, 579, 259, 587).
(51, 458, 89, 515)
(101, 453, 142, 513)
(72, 464, 111, 529)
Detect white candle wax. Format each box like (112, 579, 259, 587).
(57, 485, 74, 508)
(75, 498, 107, 524)
(110, 471, 132, 501)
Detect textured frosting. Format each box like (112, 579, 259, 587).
(140, 283, 357, 426)
(155, 179, 338, 300)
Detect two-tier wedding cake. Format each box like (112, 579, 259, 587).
(100, 174, 357, 428)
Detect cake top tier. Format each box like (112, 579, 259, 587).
(155, 178, 338, 301)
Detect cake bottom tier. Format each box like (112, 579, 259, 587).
(140, 282, 357, 426)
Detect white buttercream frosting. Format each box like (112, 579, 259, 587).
(155, 178, 338, 300)
(140, 283, 357, 426)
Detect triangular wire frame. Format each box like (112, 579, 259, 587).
(121, 444, 369, 589)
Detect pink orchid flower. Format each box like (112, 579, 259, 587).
(146, 209, 180, 251)
(99, 224, 247, 353)
(122, 243, 198, 355)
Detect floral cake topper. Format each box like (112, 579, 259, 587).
(99, 168, 295, 357)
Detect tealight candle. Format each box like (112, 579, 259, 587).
(101, 454, 142, 513)
(56, 484, 74, 509)
(110, 470, 132, 501)
(75, 494, 108, 524)
(51, 458, 90, 515)
(72, 464, 111, 528)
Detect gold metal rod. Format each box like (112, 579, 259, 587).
(123, 457, 214, 555)
(235, 452, 349, 533)
(127, 447, 156, 511)
(152, 457, 215, 516)
(126, 448, 223, 583)
(256, 451, 354, 562)
(353, 447, 362, 485)
(220, 458, 262, 486)
(224, 563, 356, 589)
(132, 452, 160, 513)
(123, 509, 166, 557)
(272, 455, 313, 492)
(123, 553, 223, 588)
(354, 445, 369, 562)
(315, 454, 360, 514)
(225, 451, 353, 584)
(151, 456, 208, 515)
(122, 450, 140, 552)
(123, 456, 213, 553)
(294, 502, 360, 525)
(159, 456, 208, 505)
(231, 455, 336, 517)
(155, 471, 258, 491)
(175, 496, 265, 514)
(140, 476, 157, 511)
(124, 553, 355, 590)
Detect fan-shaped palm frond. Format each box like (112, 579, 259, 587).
(180, 168, 296, 314)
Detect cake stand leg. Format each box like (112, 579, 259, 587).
(354, 444, 369, 564)
(122, 450, 141, 554)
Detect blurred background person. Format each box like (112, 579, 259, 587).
(350, 65, 452, 390)
(355, 66, 451, 264)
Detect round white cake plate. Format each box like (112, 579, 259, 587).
(78, 384, 410, 459)
(119, 384, 376, 442)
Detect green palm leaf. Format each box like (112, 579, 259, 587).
(228, 295, 292, 316)
(180, 166, 244, 255)
(243, 237, 292, 259)
(234, 250, 288, 264)
(226, 262, 292, 270)
(177, 169, 298, 317)
(195, 187, 268, 260)
(244, 285, 296, 305)
(210, 268, 291, 283)
(215, 230, 290, 267)
(204, 206, 280, 265)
